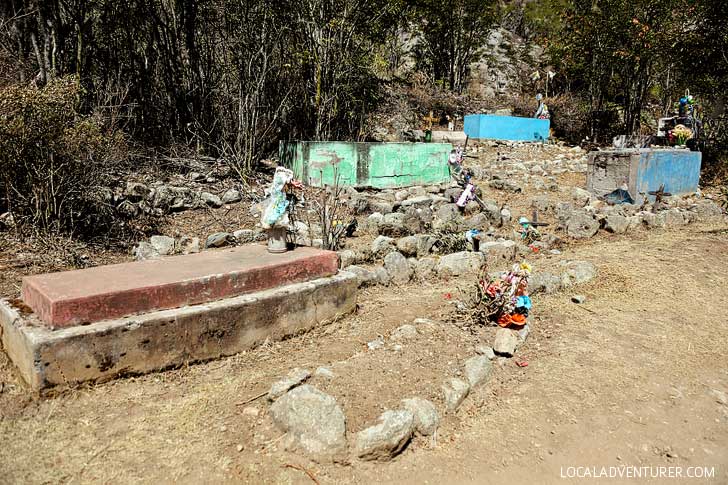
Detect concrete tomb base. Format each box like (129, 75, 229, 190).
(1, 271, 357, 390)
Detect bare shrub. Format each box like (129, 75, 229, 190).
(0, 77, 132, 237)
(303, 168, 352, 251)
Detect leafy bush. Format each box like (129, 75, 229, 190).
(0, 77, 128, 236)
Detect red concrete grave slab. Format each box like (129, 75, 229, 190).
(21, 245, 339, 328)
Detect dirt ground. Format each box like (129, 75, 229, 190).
(1, 222, 727, 484)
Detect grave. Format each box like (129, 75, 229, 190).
(0, 245, 357, 390)
(280, 141, 452, 188)
(586, 148, 702, 204)
(463, 114, 550, 142)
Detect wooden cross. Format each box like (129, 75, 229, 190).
(423, 111, 439, 130)
(648, 184, 672, 203)
(529, 209, 549, 227)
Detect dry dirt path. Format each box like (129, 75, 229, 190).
(1, 225, 727, 484)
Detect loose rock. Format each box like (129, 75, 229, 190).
(150, 235, 176, 255)
(221, 188, 242, 204)
(206, 232, 234, 248)
(338, 249, 357, 268)
(233, 229, 256, 244)
(367, 336, 385, 350)
(384, 251, 413, 284)
(268, 367, 312, 401)
(401, 398, 440, 436)
(493, 328, 519, 357)
(314, 367, 335, 379)
(464, 355, 493, 388)
(374, 266, 392, 286)
(475, 345, 496, 360)
(396, 236, 419, 257)
(124, 181, 152, 201)
(355, 410, 414, 461)
(133, 241, 160, 261)
(372, 235, 396, 257)
(572, 187, 592, 206)
(412, 257, 437, 279)
(560, 260, 597, 286)
(604, 213, 629, 234)
(344, 265, 378, 288)
(566, 211, 600, 239)
(178, 236, 200, 254)
(391, 324, 418, 341)
(269, 385, 347, 460)
(200, 192, 223, 208)
(442, 378, 470, 413)
(436, 251, 485, 276)
(528, 272, 563, 294)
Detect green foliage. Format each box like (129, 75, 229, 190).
(0, 78, 127, 234)
(408, 0, 497, 93)
(533, 0, 727, 144)
(1, 0, 407, 174)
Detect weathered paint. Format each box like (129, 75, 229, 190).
(1, 272, 357, 390)
(279, 141, 452, 188)
(587, 149, 702, 204)
(464, 114, 550, 142)
(22, 245, 339, 328)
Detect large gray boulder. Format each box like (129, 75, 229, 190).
(566, 211, 600, 239)
(643, 211, 666, 229)
(463, 213, 490, 230)
(355, 410, 415, 461)
(151, 185, 193, 211)
(436, 203, 461, 223)
(391, 324, 418, 341)
(379, 213, 409, 237)
(401, 398, 440, 436)
(401, 207, 426, 234)
(269, 385, 347, 460)
(366, 212, 384, 233)
(480, 240, 516, 264)
(400, 195, 433, 209)
(531, 195, 552, 213)
(412, 257, 437, 279)
(384, 251, 413, 284)
(664, 208, 686, 227)
(348, 195, 369, 214)
(371, 235, 396, 257)
(414, 234, 437, 257)
(604, 212, 628, 234)
(436, 251, 485, 276)
(337, 249, 357, 268)
(572, 187, 592, 206)
(178, 236, 200, 254)
(482, 199, 502, 225)
(396, 236, 419, 257)
(370, 201, 394, 215)
(343, 265, 378, 288)
(529, 272, 563, 294)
